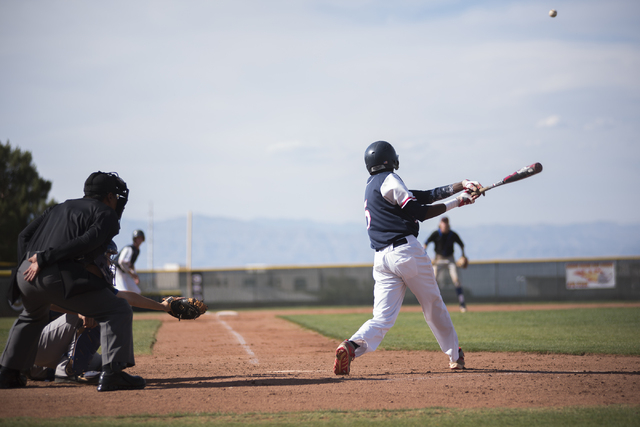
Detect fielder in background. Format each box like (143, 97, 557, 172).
(115, 229, 145, 294)
(334, 141, 483, 376)
(424, 216, 469, 313)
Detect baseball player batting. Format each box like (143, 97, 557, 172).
(333, 141, 483, 375)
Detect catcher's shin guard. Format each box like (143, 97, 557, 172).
(68, 326, 102, 376)
(333, 340, 356, 375)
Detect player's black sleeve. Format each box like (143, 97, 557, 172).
(425, 230, 438, 246)
(402, 200, 446, 222)
(411, 184, 456, 204)
(17, 205, 54, 261)
(452, 231, 464, 249)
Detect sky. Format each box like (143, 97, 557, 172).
(1, 0, 639, 228)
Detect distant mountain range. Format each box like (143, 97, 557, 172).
(112, 215, 640, 270)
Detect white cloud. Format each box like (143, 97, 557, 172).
(536, 115, 561, 128)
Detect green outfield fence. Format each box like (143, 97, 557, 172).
(1, 256, 639, 316)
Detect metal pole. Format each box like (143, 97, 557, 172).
(147, 201, 155, 293)
(186, 210, 193, 298)
(148, 202, 153, 270)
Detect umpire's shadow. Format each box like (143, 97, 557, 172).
(145, 375, 345, 389)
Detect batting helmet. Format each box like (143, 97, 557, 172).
(364, 141, 399, 175)
(132, 229, 145, 241)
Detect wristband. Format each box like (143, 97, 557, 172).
(444, 198, 459, 212)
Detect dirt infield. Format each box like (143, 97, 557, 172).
(1, 303, 639, 419)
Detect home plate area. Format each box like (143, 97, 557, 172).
(1, 307, 639, 418)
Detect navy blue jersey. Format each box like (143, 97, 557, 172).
(425, 230, 464, 257)
(365, 171, 419, 250)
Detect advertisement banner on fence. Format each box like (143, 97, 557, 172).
(566, 262, 615, 289)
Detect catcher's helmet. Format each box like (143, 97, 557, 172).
(106, 240, 118, 256)
(132, 229, 145, 241)
(84, 171, 129, 219)
(364, 141, 399, 175)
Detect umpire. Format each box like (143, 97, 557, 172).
(0, 171, 145, 391)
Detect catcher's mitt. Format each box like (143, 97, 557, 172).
(456, 256, 469, 269)
(164, 297, 208, 320)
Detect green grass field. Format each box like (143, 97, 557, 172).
(0, 315, 161, 356)
(280, 307, 640, 355)
(1, 305, 639, 426)
(1, 406, 639, 426)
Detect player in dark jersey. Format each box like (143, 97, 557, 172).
(333, 141, 482, 375)
(425, 217, 469, 312)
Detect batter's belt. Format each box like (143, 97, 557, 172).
(376, 236, 409, 252)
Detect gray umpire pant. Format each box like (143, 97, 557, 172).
(0, 260, 135, 372)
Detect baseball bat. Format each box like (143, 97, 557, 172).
(474, 162, 543, 195)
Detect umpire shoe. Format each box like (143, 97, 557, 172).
(333, 340, 356, 375)
(97, 370, 146, 392)
(0, 367, 27, 389)
(449, 347, 465, 370)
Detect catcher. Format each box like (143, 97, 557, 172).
(424, 217, 469, 312)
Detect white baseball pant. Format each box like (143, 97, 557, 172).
(433, 255, 460, 287)
(349, 235, 460, 363)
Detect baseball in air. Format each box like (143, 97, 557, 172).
(549, 9, 557, 17)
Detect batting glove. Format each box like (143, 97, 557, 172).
(462, 179, 484, 199)
(457, 191, 475, 207)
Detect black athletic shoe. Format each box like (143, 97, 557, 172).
(96, 370, 146, 392)
(0, 367, 27, 389)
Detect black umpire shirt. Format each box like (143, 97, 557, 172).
(12, 197, 120, 299)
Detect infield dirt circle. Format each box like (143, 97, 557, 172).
(1, 303, 639, 418)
